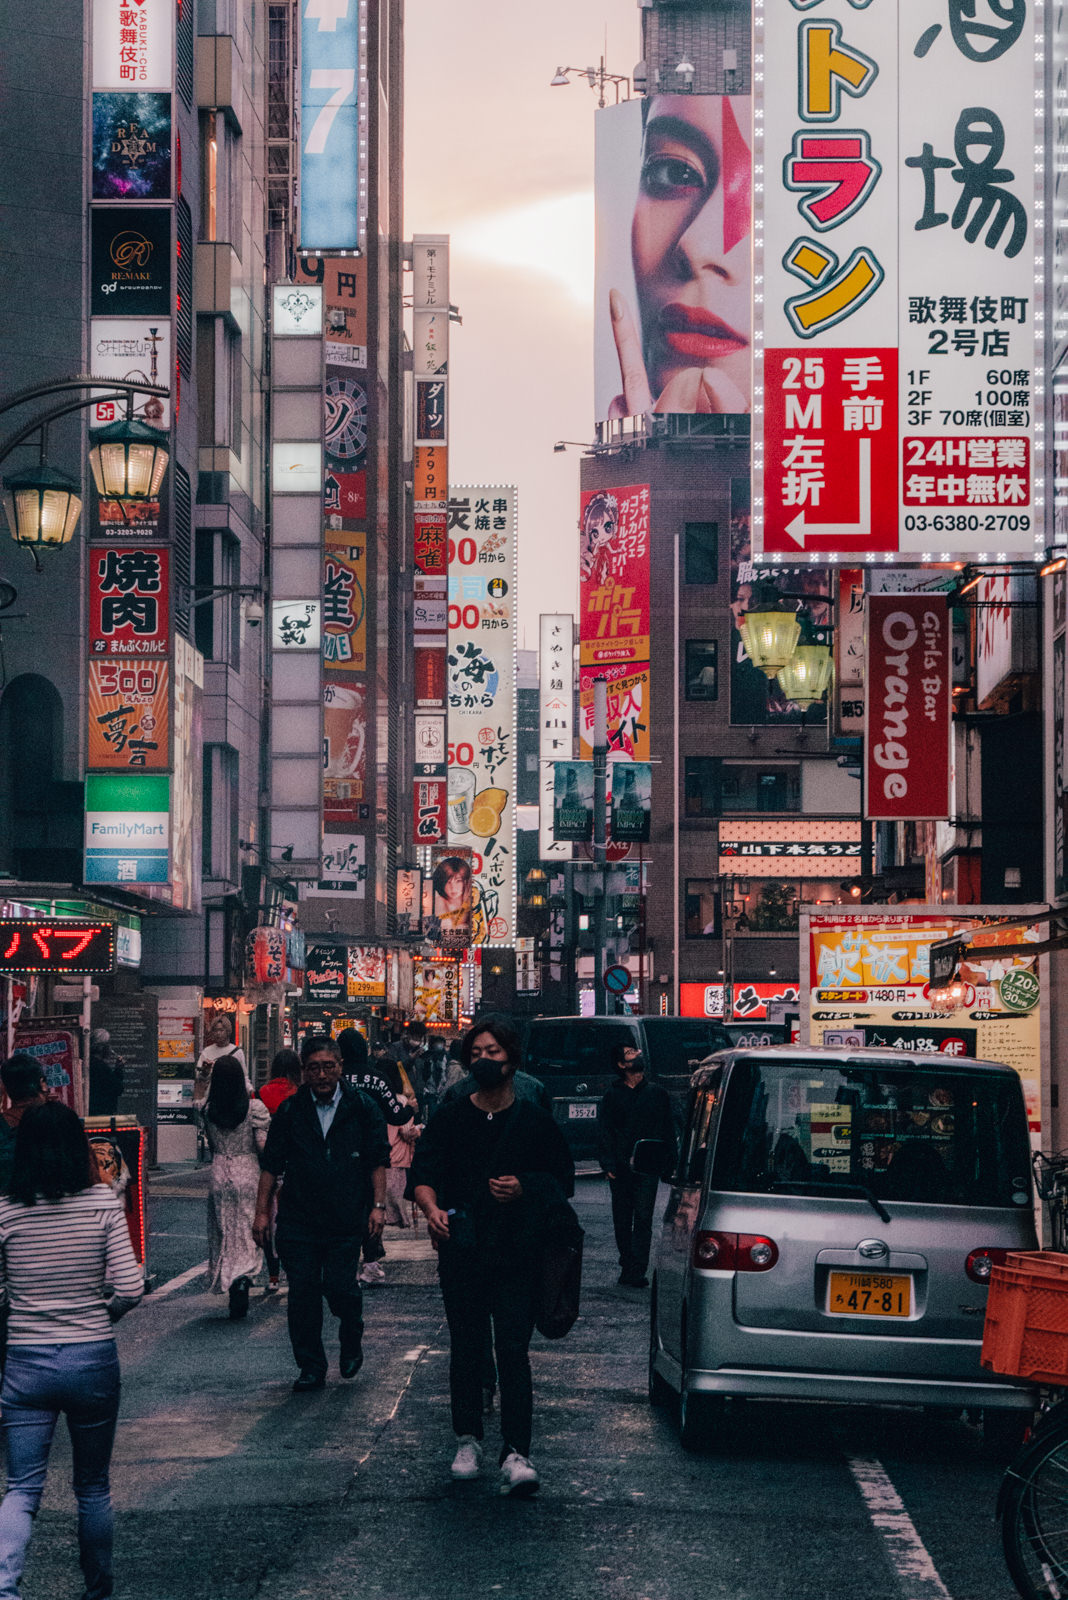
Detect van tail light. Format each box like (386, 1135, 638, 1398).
(691, 1231, 779, 1272)
(966, 1247, 1010, 1284)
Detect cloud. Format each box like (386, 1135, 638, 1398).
(452, 191, 594, 307)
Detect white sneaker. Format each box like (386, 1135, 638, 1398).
(499, 1450, 540, 1497)
(450, 1436, 483, 1479)
(358, 1261, 386, 1286)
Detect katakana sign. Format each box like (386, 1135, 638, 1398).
(754, 0, 1041, 557)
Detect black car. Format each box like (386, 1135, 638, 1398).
(523, 1015, 732, 1166)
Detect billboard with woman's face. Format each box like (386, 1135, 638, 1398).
(595, 96, 752, 423)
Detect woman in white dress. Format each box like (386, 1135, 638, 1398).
(203, 1055, 270, 1319)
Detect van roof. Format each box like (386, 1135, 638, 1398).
(689, 1043, 1023, 1089)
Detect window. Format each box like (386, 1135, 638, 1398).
(685, 762, 801, 818)
(684, 522, 719, 584)
(685, 757, 721, 818)
(194, 531, 241, 669)
(711, 1059, 1031, 1209)
(685, 879, 721, 938)
(685, 640, 718, 701)
(680, 1080, 722, 1185)
(203, 744, 239, 883)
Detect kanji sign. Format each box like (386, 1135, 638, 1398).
(754, 0, 1041, 557)
(413, 778, 447, 844)
(322, 534, 366, 671)
(88, 660, 170, 771)
(539, 614, 574, 859)
(90, 546, 169, 656)
(447, 487, 517, 946)
(92, 0, 172, 90)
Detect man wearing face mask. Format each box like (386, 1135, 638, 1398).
(411, 1017, 573, 1497)
(598, 1042, 676, 1288)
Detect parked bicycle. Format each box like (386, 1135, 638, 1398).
(1000, 1397, 1068, 1599)
(1032, 1152, 1068, 1252)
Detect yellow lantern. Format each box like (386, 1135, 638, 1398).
(738, 607, 801, 678)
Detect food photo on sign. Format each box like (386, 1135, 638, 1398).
(594, 96, 752, 420)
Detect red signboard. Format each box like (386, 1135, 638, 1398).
(865, 594, 950, 822)
(413, 778, 446, 844)
(762, 348, 899, 556)
(415, 511, 447, 576)
(90, 546, 170, 656)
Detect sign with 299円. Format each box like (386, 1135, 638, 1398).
(754, 0, 1040, 558)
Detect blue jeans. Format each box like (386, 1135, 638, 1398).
(0, 1341, 121, 1600)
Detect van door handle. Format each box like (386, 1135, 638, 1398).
(576, 1082, 589, 1094)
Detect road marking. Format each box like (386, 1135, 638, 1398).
(151, 1259, 208, 1298)
(403, 1345, 429, 1361)
(848, 1457, 953, 1600)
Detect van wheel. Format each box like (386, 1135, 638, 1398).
(647, 1291, 671, 1408)
(679, 1385, 723, 1452)
(983, 1410, 1031, 1461)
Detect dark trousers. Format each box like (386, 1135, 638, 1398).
(609, 1170, 658, 1278)
(277, 1232, 364, 1378)
(438, 1249, 536, 1458)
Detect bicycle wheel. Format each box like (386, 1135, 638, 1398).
(1051, 1189, 1067, 1253)
(1001, 1419, 1068, 1598)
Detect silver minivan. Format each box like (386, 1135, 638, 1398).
(641, 1046, 1038, 1450)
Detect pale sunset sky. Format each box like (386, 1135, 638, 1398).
(404, 0, 639, 649)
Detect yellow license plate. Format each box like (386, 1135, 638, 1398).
(827, 1271, 912, 1318)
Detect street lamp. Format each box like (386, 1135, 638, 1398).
(549, 58, 631, 108)
(1, 460, 82, 559)
(88, 412, 169, 502)
(775, 615, 834, 706)
(738, 604, 801, 679)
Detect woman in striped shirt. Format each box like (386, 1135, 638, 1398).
(0, 1101, 143, 1600)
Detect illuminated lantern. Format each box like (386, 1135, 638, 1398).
(247, 926, 285, 984)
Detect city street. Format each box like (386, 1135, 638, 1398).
(18, 1173, 1017, 1600)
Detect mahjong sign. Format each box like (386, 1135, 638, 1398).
(753, 0, 1042, 559)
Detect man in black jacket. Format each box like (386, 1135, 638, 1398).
(254, 1034, 389, 1391)
(597, 1042, 676, 1288)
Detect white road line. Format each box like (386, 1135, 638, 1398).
(848, 1457, 953, 1600)
(151, 1259, 208, 1298)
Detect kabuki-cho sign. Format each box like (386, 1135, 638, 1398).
(754, 0, 1041, 558)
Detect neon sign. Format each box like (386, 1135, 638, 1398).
(0, 921, 116, 975)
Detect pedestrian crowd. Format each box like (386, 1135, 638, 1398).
(0, 1016, 674, 1592)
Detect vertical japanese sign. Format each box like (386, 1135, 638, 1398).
(579, 484, 650, 668)
(865, 594, 951, 820)
(92, 0, 172, 89)
(446, 487, 517, 946)
(754, 0, 1042, 558)
(299, 0, 365, 252)
(322, 532, 366, 671)
(90, 547, 169, 656)
(539, 614, 574, 859)
(412, 237, 449, 729)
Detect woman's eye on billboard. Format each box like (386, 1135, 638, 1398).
(596, 95, 752, 423)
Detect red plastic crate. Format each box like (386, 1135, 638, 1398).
(982, 1253, 1068, 1385)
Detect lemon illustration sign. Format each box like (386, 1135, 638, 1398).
(446, 486, 517, 945)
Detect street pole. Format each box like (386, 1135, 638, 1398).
(593, 675, 608, 1016)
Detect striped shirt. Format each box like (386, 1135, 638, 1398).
(0, 1185, 144, 1345)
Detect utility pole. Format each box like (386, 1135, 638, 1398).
(593, 676, 608, 1016)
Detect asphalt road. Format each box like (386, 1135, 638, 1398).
(16, 1169, 1018, 1600)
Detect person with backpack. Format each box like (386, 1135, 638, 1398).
(411, 1017, 573, 1497)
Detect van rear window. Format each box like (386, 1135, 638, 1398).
(712, 1059, 1032, 1209)
(641, 1020, 731, 1077)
